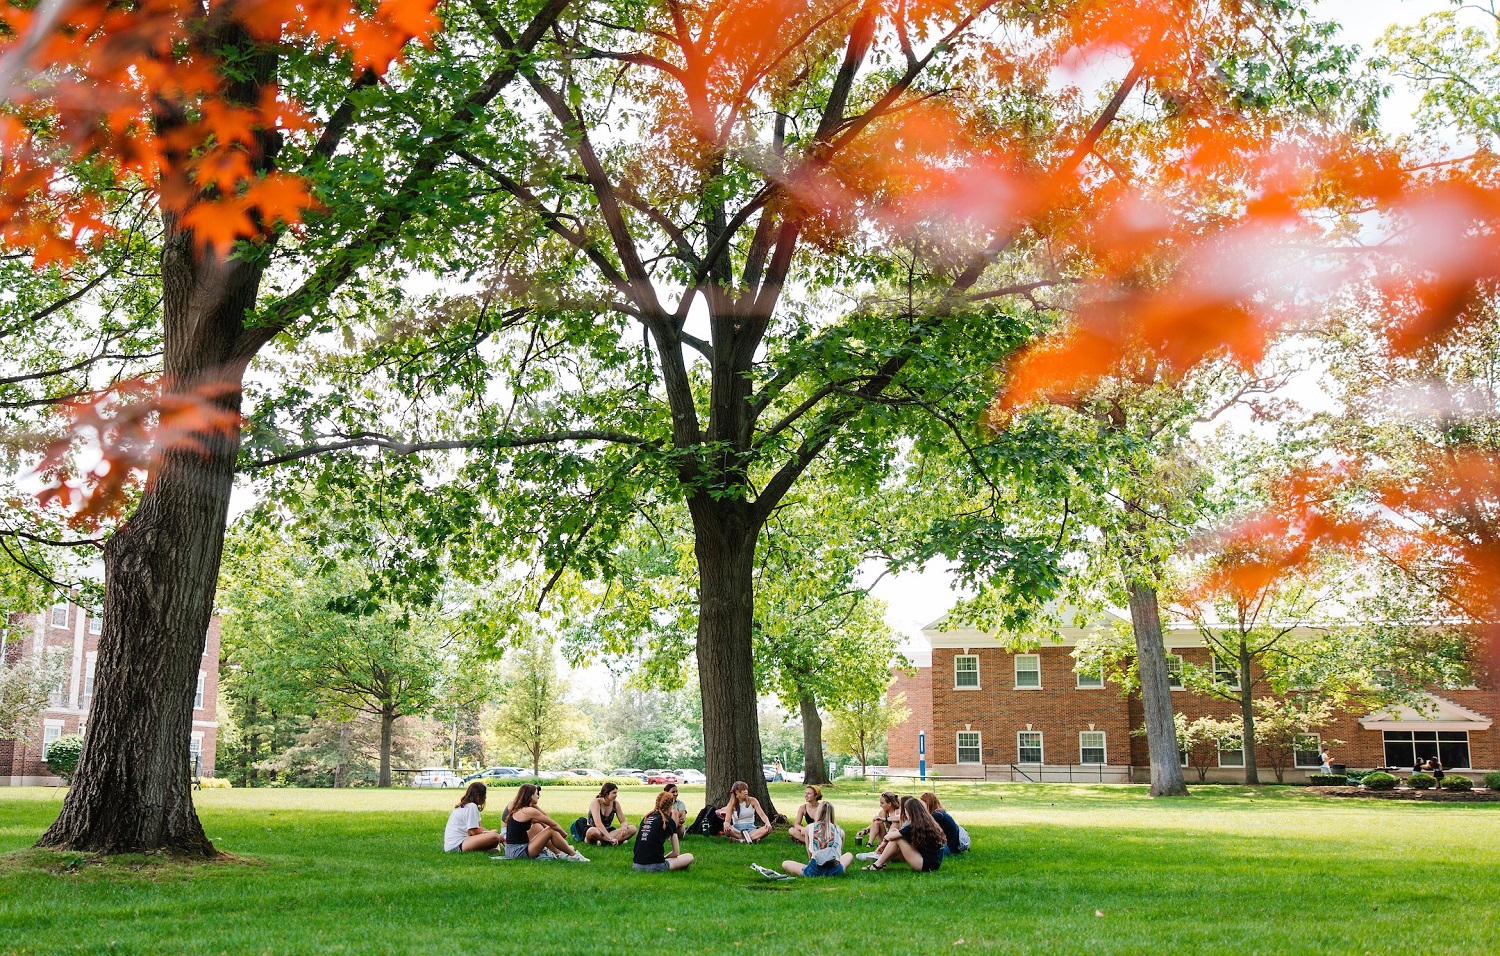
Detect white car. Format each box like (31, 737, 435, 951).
(412, 767, 462, 788)
(673, 769, 706, 785)
(781, 770, 805, 783)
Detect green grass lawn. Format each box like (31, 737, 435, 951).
(2, 782, 1496, 955)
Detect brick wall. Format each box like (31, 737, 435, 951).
(929, 646, 1134, 767)
(886, 666, 932, 767)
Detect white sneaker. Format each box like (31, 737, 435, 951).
(855, 852, 879, 862)
(566, 852, 591, 863)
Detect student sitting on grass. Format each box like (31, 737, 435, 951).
(634, 791, 695, 872)
(863, 797, 944, 872)
(721, 780, 773, 843)
(919, 792, 966, 856)
(444, 782, 501, 853)
(786, 785, 823, 843)
(855, 791, 902, 846)
(663, 783, 688, 832)
(504, 784, 590, 862)
(584, 782, 637, 846)
(782, 801, 853, 877)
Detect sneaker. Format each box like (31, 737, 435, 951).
(566, 852, 591, 863)
(750, 863, 791, 881)
(855, 852, 879, 862)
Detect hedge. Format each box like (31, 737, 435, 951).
(1361, 771, 1398, 791)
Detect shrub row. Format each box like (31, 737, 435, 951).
(1440, 775, 1474, 792)
(1307, 774, 1348, 786)
(1406, 773, 1436, 790)
(1484, 772, 1500, 790)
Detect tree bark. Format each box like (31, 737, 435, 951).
(1126, 579, 1190, 797)
(378, 707, 394, 787)
(37, 350, 247, 854)
(798, 691, 830, 786)
(1238, 646, 1259, 785)
(691, 500, 776, 817)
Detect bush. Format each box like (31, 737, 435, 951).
(1483, 772, 1500, 790)
(1361, 771, 1398, 791)
(45, 734, 85, 782)
(198, 777, 233, 789)
(1307, 773, 1348, 786)
(1440, 775, 1474, 792)
(1406, 773, 1436, 790)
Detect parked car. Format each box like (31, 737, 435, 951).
(412, 767, 462, 788)
(673, 769, 706, 785)
(610, 768, 648, 782)
(564, 768, 604, 778)
(461, 766, 524, 784)
(644, 769, 679, 785)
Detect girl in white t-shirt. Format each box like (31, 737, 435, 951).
(444, 782, 501, 853)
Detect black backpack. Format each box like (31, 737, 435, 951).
(691, 805, 724, 836)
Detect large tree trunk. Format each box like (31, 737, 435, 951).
(691, 501, 776, 817)
(1126, 580, 1190, 798)
(37, 325, 247, 853)
(378, 707, 394, 787)
(1238, 646, 1259, 785)
(799, 691, 830, 786)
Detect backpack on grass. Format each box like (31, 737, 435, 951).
(691, 805, 724, 836)
(956, 824, 971, 853)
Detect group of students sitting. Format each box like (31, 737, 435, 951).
(442, 779, 968, 878)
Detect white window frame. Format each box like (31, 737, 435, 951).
(1178, 748, 1190, 768)
(194, 670, 206, 711)
(1293, 734, 1322, 769)
(1014, 654, 1041, 689)
(1075, 658, 1104, 689)
(956, 731, 983, 765)
(953, 655, 980, 690)
(1079, 731, 1106, 765)
(82, 652, 97, 708)
(1166, 654, 1184, 690)
(50, 603, 69, 628)
(1218, 737, 1245, 768)
(1017, 731, 1043, 764)
(88, 612, 102, 636)
(1213, 656, 1240, 690)
(43, 719, 64, 758)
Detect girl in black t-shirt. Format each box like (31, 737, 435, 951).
(633, 791, 694, 872)
(863, 797, 944, 872)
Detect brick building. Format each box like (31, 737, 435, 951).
(1, 601, 221, 786)
(888, 611, 1496, 782)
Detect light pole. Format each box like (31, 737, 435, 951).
(918, 730, 926, 781)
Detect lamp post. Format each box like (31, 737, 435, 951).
(918, 730, 926, 781)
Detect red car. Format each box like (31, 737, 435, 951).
(644, 769, 678, 785)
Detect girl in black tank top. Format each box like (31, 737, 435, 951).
(505, 813, 533, 846)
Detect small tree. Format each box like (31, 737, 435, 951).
(1175, 715, 1242, 783)
(46, 734, 86, 783)
(827, 693, 909, 775)
(1253, 698, 1339, 784)
(492, 636, 575, 777)
(0, 653, 70, 743)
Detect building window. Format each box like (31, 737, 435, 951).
(1017, 731, 1043, 764)
(1014, 654, 1041, 689)
(43, 720, 63, 758)
(1218, 737, 1245, 768)
(1080, 731, 1106, 765)
(46, 648, 69, 707)
(50, 603, 68, 628)
(194, 671, 206, 711)
(1178, 749, 1190, 768)
(1076, 657, 1104, 689)
(1213, 656, 1240, 689)
(956, 731, 983, 765)
(82, 653, 97, 708)
(1166, 654, 1184, 690)
(88, 612, 102, 636)
(954, 655, 980, 689)
(1293, 734, 1322, 769)
(1383, 730, 1471, 770)
(190, 733, 204, 775)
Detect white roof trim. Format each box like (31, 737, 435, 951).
(1359, 693, 1492, 731)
